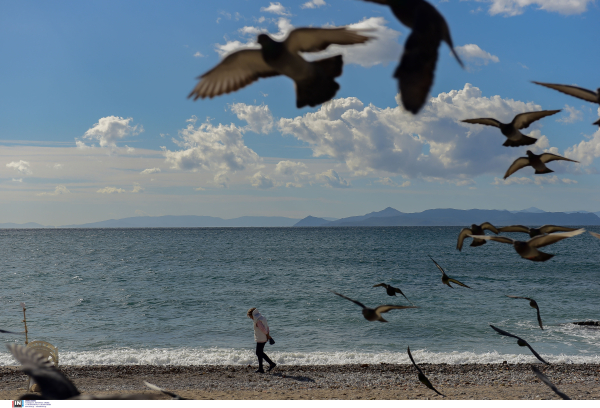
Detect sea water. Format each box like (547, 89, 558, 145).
(1, 227, 599, 366)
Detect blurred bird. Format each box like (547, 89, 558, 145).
(506, 295, 544, 330)
(531, 366, 571, 400)
(330, 291, 417, 322)
(373, 283, 412, 303)
(504, 150, 578, 179)
(1, 328, 24, 334)
(462, 110, 560, 147)
(533, 82, 600, 126)
(470, 228, 585, 262)
(361, 0, 463, 114)
(144, 382, 187, 400)
(498, 224, 578, 239)
(428, 256, 471, 288)
(489, 325, 549, 365)
(189, 27, 372, 108)
(589, 231, 600, 240)
(456, 222, 499, 251)
(407, 346, 445, 397)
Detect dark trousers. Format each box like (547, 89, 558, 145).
(256, 341, 274, 369)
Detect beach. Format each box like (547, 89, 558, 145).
(1, 363, 599, 400)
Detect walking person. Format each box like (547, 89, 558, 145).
(247, 307, 276, 373)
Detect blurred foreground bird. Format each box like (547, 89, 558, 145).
(462, 110, 560, 147)
(506, 295, 543, 330)
(489, 325, 549, 365)
(373, 283, 412, 303)
(428, 256, 470, 288)
(470, 228, 585, 262)
(144, 382, 187, 400)
(531, 366, 571, 400)
(1, 328, 24, 334)
(589, 231, 600, 240)
(189, 27, 372, 108)
(330, 291, 417, 322)
(407, 346, 445, 397)
(533, 82, 600, 126)
(504, 150, 578, 179)
(498, 224, 578, 239)
(361, 0, 463, 114)
(456, 222, 499, 251)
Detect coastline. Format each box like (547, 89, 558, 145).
(1, 363, 599, 400)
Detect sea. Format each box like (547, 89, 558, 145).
(1, 227, 599, 366)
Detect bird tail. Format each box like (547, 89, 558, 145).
(502, 135, 537, 147)
(531, 251, 554, 262)
(312, 55, 343, 78)
(534, 168, 553, 175)
(594, 118, 600, 126)
(295, 76, 340, 109)
(469, 238, 487, 247)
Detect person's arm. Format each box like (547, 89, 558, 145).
(256, 320, 270, 337)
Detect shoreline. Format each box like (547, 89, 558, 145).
(1, 363, 599, 400)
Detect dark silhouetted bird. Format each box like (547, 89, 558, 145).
(330, 291, 417, 322)
(504, 150, 578, 179)
(407, 346, 445, 397)
(428, 256, 470, 288)
(533, 82, 599, 126)
(470, 228, 585, 262)
(489, 325, 549, 365)
(456, 222, 499, 251)
(361, 0, 463, 114)
(506, 295, 544, 330)
(1, 328, 24, 334)
(462, 110, 560, 147)
(531, 366, 571, 400)
(498, 224, 578, 239)
(373, 283, 411, 303)
(189, 27, 371, 108)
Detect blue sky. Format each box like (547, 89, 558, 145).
(1, 0, 598, 225)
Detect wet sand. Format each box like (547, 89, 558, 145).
(1, 363, 599, 400)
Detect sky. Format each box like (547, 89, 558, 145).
(0, 0, 599, 225)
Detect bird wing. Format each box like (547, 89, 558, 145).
(374, 305, 418, 314)
(536, 307, 544, 330)
(590, 231, 600, 240)
(505, 295, 531, 301)
(188, 50, 279, 100)
(470, 235, 515, 244)
(373, 283, 387, 288)
(407, 346, 424, 375)
(480, 222, 499, 234)
(525, 343, 550, 365)
(531, 367, 570, 400)
(284, 27, 372, 53)
(537, 225, 577, 234)
(456, 228, 473, 251)
(512, 110, 561, 129)
(539, 153, 578, 164)
(489, 325, 521, 341)
(461, 118, 501, 128)
(527, 228, 585, 249)
(533, 82, 598, 103)
(0, 328, 24, 334)
(394, 288, 412, 303)
(144, 381, 187, 400)
(330, 290, 366, 309)
(504, 157, 531, 179)
(448, 278, 470, 289)
(428, 255, 445, 274)
(498, 225, 530, 233)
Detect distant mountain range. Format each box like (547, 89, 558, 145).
(1, 208, 599, 229)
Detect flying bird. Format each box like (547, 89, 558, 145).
(428, 256, 471, 288)
(360, 0, 463, 114)
(456, 222, 499, 251)
(1, 328, 24, 334)
(461, 110, 561, 147)
(373, 283, 412, 303)
(144, 382, 187, 400)
(533, 82, 600, 126)
(188, 27, 372, 108)
(504, 150, 578, 179)
(407, 346, 445, 397)
(506, 295, 544, 330)
(470, 228, 585, 262)
(330, 291, 417, 322)
(489, 325, 549, 365)
(498, 224, 578, 239)
(531, 366, 571, 400)
(589, 231, 600, 240)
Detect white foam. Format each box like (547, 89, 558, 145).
(1, 347, 599, 366)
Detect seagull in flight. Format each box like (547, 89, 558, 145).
(506, 295, 544, 330)
(330, 291, 417, 322)
(407, 346, 445, 397)
(456, 222, 499, 251)
(428, 256, 471, 288)
(533, 82, 600, 126)
(504, 150, 578, 179)
(531, 366, 571, 400)
(489, 325, 549, 365)
(372, 283, 412, 303)
(498, 224, 578, 239)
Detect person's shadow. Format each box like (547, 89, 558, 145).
(269, 372, 315, 383)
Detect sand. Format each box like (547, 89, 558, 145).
(1, 363, 599, 400)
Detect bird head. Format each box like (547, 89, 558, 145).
(526, 150, 534, 157)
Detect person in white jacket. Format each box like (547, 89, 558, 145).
(247, 307, 276, 373)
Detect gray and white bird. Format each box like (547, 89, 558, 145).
(462, 110, 561, 147)
(498, 224, 578, 239)
(407, 346, 445, 397)
(361, 0, 463, 114)
(531, 366, 571, 400)
(456, 222, 499, 251)
(489, 325, 549, 365)
(373, 283, 411, 303)
(188, 27, 372, 108)
(506, 295, 544, 330)
(504, 150, 578, 179)
(470, 228, 585, 262)
(533, 82, 600, 126)
(429, 256, 471, 288)
(330, 291, 417, 322)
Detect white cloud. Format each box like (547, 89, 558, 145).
(6, 160, 32, 175)
(455, 44, 499, 66)
(239, 26, 265, 36)
(317, 169, 351, 188)
(132, 183, 144, 193)
(250, 171, 275, 189)
(493, 175, 578, 185)
(374, 177, 410, 187)
(193, 51, 204, 58)
(301, 0, 326, 9)
(81, 116, 142, 148)
(215, 39, 260, 58)
(53, 163, 63, 169)
(97, 187, 126, 194)
(36, 185, 70, 196)
(486, 0, 594, 16)
(76, 140, 91, 149)
(141, 167, 161, 174)
(260, 2, 291, 15)
(564, 128, 600, 167)
(557, 104, 583, 124)
(230, 103, 274, 134)
(12, 178, 23, 183)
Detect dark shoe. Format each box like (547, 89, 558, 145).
(267, 363, 277, 372)
(255, 368, 265, 373)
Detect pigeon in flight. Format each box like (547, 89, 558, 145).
(498, 224, 578, 239)
(504, 150, 578, 179)
(456, 222, 499, 251)
(533, 82, 600, 126)
(489, 325, 549, 365)
(330, 291, 417, 322)
(470, 228, 585, 262)
(506, 295, 544, 330)
(462, 110, 561, 147)
(372, 283, 412, 303)
(189, 27, 372, 108)
(407, 346, 445, 397)
(531, 366, 571, 400)
(428, 256, 471, 288)
(360, 0, 463, 114)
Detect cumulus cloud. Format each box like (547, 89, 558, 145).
(12, 178, 23, 183)
(455, 44, 499, 66)
(564, 128, 600, 167)
(194, 52, 204, 58)
(557, 104, 583, 124)
(317, 169, 351, 188)
(493, 175, 578, 185)
(6, 160, 32, 175)
(80, 116, 142, 148)
(301, 0, 326, 8)
(37, 185, 70, 196)
(485, 0, 594, 16)
(215, 17, 294, 57)
(375, 177, 411, 187)
(230, 103, 274, 134)
(131, 183, 144, 193)
(97, 187, 126, 194)
(250, 171, 275, 189)
(261, 2, 291, 15)
(141, 167, 161, 174)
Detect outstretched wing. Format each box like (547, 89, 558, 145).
(513, 110, 561, 129)
(461, 118, 501, 128)
(285, 27, 372, 53)
(330, 290, 366, 309)
(489, 325, 521, 341)
(407, 346, 424, 375)
(539, 153, 578, 164)
(590, 231, 600, 240)
(531, 367, 570, 400)
(428, 256, 445, 274)
(525, 343, 550, 365)
(504, 157, 531, 179)
(373, 283, 387, 288)
(374, 305, 418, 314)
(533, 82, 598, 103)
(456, 228, 473, 251)
(448, 278, 470, 289)
(505, 295, 531, 301)
(498, 225, 530, 233)
(188, 50, 279, 100)
(470, 235, 515, 244)
(394, 288, 412, 303)
(536, 308, 544, 330)
(0, 328, 24, 334)
(528, 228, 585, 249)
(538, 225, 577, 234)
(144, 381, 187, 400)
(480, 222, 499, 234)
